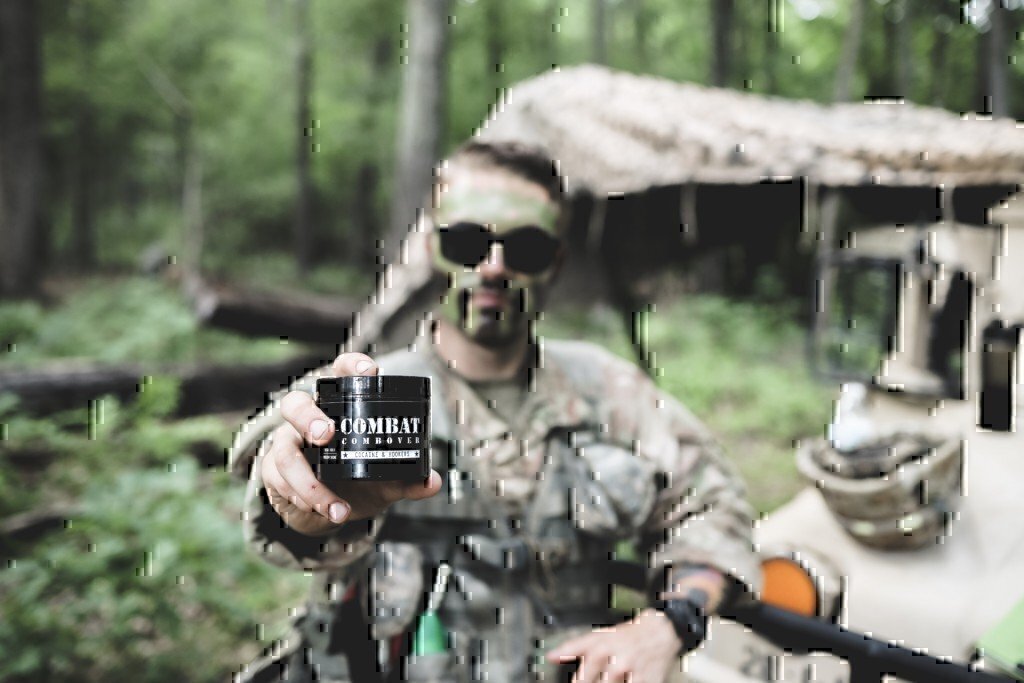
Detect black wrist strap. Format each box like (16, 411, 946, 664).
(652, 599, 708, 654)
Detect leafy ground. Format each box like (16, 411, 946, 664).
(0, 277, 833, 681)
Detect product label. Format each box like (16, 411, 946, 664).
(320, 400, 429, 464)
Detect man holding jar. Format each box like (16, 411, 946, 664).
(230, 141, 760, 682)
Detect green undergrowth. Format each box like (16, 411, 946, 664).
(0, 276, 303, 369)
(539, 297, 833, 514)
(0, 387, 309, 682)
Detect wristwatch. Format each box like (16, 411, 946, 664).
(652, 599, 708, 653)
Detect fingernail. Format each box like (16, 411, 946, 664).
(355, 359, 375, 374)
(329, 502, 349, 523)
(310, 419, 329, 439)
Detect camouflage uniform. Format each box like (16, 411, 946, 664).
(230, 339, 760, 682)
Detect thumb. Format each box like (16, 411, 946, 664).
(331, 352, 378, 377)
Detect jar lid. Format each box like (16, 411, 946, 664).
(317, 375, 430, 402)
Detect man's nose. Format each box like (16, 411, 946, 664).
(478, 242, 509, 279)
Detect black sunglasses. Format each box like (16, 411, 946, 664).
(438, 222, 562, 275)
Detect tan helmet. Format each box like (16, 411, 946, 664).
(796, 434, 963, 550)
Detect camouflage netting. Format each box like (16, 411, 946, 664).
(476, 64, 1024, 192)
(351, 66, 1024, 353)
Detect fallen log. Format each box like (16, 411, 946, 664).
(0, 503, 78, 557)
(191, 280, 360, 344)
(0, 353, 331, 417)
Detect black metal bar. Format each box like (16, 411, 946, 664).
(724, 602, 1010, 683)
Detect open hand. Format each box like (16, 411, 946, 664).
(546, 609, 683, 683)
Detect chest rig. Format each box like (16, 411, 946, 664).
(378, 427, 620, 681)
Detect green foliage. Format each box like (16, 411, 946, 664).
(0, 386, 309, 682)
(209, 252, 374, 297)
(0, 277, 298, 369)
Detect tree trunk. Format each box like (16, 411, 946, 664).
(763, 0, 779, 93)
(591, 0, 609, 65)
(987, 0, 1010, 117)
(545, 0, 561, 67)
(352, 37, 392, 268)
(632, 0, 652, 71)
(353, 162, 380, 265)
(975, 18, 991, 113)
(484, 0, 505, 99)
(71, 2, 96, 269)
(386, 0, 451, 261)
(710, 0, 734, 87)
(293, 0, 315, 273)
(886, 0, 913, 98)
(181, 131, 203, 291)
(833, 0, 867, 102)
(0, 0, 44, 298)
(929, 1, 953, 107)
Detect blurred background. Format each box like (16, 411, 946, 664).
(0, 0, 1021, 680)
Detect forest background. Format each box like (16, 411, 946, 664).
(0, 0, 1021, 680)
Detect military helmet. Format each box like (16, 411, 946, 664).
(796, 433, 963, 550)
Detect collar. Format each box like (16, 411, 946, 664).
(424, 338, 594, 448)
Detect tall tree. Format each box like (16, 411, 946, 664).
(632, 0, 652, 72)
(71, 1, 97, 269)
(293, 0, 315, 272)
(710, 0, 735, 87)
(986, 0, 1010, 117)
(591, 0, 609, 65)
(352, 36, 394, 267)
(834, 0, 868, 102)
(0, 0, 44, 297)
(545, 0, 561, 67)
(890, 0, 913, 98)
(762, 0, 779, 94)
(929, 1, 956, 107)
(387, 0, 451, 259)
(484, 0, 505, 100)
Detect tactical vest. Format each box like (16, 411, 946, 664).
(380, 347, 655, 681)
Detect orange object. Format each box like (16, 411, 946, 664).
(761, 557, 819, 617)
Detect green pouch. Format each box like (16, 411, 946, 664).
(977, 596, 1024, 680)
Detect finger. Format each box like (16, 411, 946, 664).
(400, 470, 443, 500)
(574, 654, 608, 683)
(280, 391, 334, 445)
(546, 635, 589, 663)
(331, 352, 378, 377)
(273, 427, 350, 524)
(604, 660, 631, 683)
(263, 456, 310, 514)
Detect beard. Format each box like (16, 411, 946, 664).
(457, 284, 528, 349)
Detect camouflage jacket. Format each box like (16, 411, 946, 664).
(230, 338, 760, 681)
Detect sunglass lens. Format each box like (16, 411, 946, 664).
(503, 228, 561, 274)
(440, 223, 491, 268)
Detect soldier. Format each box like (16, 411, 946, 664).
(230, 141, 760, 682)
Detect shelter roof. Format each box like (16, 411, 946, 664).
(475, 65, 1024, 194)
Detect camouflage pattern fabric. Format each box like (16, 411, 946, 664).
(231, 338, 760, 682)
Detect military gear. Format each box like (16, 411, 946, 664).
(796, 434, 963, 550)
(232, 338, 759, 682)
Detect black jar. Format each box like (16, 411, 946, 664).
(314, 375, 430, 482)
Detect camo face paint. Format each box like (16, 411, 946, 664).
(431, 172, 561, 347)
